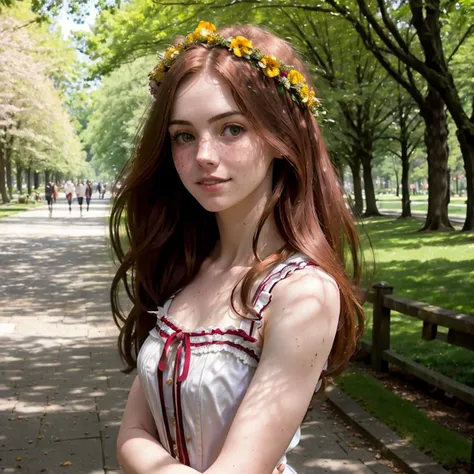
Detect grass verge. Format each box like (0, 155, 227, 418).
(0, 201, 41, 219)
(335, 369, 472, 467)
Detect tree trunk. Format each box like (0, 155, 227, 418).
(361, 151, 381, 217)
(0, 148, 10, 203)
(399, 142, 412, 218)
(350, 161, 363, 217)
(456, 128, 474, 231)
(45, 170, 50, 184)
(27, 167, 32, 195)
(34, 171, 40, 190)
(394, 168, 399, 197)
(419, 88, 453, 231)
(6, 154, 13, 199)
(16, 163, 22, 194)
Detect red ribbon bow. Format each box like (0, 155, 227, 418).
(158, 330, 191, 382)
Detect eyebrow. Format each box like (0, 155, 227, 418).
(169, 110, 244, 126)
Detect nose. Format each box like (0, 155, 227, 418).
(195, 136, 219, 167)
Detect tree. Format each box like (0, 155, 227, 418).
(311, 0, 474, 230)
(383, 82, 423, 217)
(82, 56, 154, 174)
(0, 7, 87, 202)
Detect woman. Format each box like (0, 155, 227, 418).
(110, 21, 364, 474)
(85, 180, 93, 211)
(64, 180, 74, 213)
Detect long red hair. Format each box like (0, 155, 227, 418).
(110, 24, 365, 384)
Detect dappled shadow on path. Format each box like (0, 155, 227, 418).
(0, 198, 135, 473)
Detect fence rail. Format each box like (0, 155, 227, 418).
(361, 282, 474, 405)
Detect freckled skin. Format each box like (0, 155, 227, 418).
(169, 71, 279, 214)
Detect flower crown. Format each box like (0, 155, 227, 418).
(149, 21, 322, 117)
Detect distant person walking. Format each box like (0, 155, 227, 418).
(85, 180, 93, 212)
(76, 181, 86, 217)
(98, 182, 105, 199)
(53, 182, 59, 203)
(64, 180, 75, 212)
(101, 183, 106, 199)
(45, 181, 54, 217)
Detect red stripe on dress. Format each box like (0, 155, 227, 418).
(191, 339, 260, 362)
(157, 368, 175, 456)
(156, 328, 260, 362)
(249, 320, 255, 338)
(172, 352, 190, 466)
(160, 317, 257, 343)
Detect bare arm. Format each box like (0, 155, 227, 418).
(204, 268, 340, 474)
(119, 372, 287, 474)
(117, 375, 196, 474)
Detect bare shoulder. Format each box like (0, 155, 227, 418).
(272, 265, 340, 314)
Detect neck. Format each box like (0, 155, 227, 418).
(211, 179, 285, 270)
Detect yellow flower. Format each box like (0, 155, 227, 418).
(185, 33, 196, 44)
(299, 84, 310, 103)
(194, 21, 217, 41)
(288, 69, 305, 85)
(195, 21, 216, 34)
(229, 36, 253, 57)
(308, 88, 319, 109)
(300, 85, 317, 107)
(164, 47, 180, 62)
(260, 55, 280, 78)
(151, 64, 166, 83)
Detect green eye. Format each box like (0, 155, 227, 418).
(224, 125, 243, 137)
(172, 132, 194, 144)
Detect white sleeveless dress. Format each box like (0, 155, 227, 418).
(137, 253, 327, 473)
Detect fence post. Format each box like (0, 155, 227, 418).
(469, 438, 473, 474)
(372, 281, 394, 372)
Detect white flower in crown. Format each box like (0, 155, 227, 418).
(280, 77, 291, 90)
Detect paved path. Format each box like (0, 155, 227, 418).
(0, 199, 398, 474)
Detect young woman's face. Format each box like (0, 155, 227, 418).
(168, 70, 278, 213)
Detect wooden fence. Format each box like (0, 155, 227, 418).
(360, 282, 474, 405)
(360, 281, 474, 474)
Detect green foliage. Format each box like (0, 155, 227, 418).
(0, 3, 87, 180)
(82, 56, 155, 174)
(81, 1, 206, 77)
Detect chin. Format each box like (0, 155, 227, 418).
(193, 195, 238, 213)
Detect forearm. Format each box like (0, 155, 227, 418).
(117, 427, 199, 474)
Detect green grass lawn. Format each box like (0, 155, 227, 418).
(375, 195, 466, 203)
(357, 216, 474, 387)
(335, 369, 472, 467)
(0, 201, 42, 218)
(374, 200, 466, 216)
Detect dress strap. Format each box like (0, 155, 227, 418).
(242, 254, 316, 337)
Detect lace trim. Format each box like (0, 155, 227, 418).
(152, 322, 261, 353)
(147, 328, 260, 367)
(254, 258, 315, 316)
(190, 343, 259, 367)
(148, 309, 259, 343)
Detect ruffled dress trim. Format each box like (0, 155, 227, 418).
(147, 309, 262, 368)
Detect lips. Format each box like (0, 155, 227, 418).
(196, 178, 230, 185)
